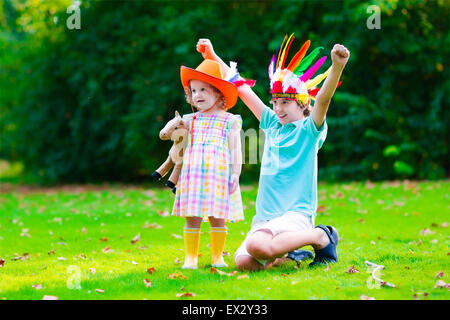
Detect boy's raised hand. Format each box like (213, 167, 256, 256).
(331, 44, 350, 68)
(196, 38, 216, 60)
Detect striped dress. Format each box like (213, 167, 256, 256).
(172, 112, 244, 223)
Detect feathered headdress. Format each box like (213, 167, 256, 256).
(268, 33, 340, 105)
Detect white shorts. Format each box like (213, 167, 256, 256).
(234, 211, 315, 265)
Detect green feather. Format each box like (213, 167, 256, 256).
(293, 47, 323, 75)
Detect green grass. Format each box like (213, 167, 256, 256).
(0, 180, 449, 300)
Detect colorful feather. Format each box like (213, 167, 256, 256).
(275, 35, 288, 71)
(300, 56, 327, 82)
(293, 47, 323, 75)
(279, 33, 295, 70)
(268, 54, 275, 78)
(305, 66, 331, 89)
(286, 40, 311, 72)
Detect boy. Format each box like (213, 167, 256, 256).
(197, 36, 350, 271)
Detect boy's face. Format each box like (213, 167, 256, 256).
(189, 80, 220, 111)
(270, 98, 305, 124)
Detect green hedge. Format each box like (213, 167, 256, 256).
(0, 0, 448, 184)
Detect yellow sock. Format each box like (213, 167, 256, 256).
(210, 227, 228, 267)
(182, 227, 200, 269)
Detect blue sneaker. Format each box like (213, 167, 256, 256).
(287, 249, 314, 263)
(309, 225, 339, 267)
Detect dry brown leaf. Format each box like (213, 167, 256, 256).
(237, 274, 249, 280)
(157, 210, 169, 217)
(95, 289, 105, 293)
(131, 233, 140, 244)
(176, 292, 196, 298)
(32, 284, 42, 290)
(346, 266, 360, 274)
(0, 258, 5, 267)
(147, 267, 156, 274)
(47, 249, 56, 255)
(42, 295, 58, 300)
(142, 222, 162, 229)
(360, 295, 375, 300)
(102, 246, 111, 253)
(433, 280, 450, 289)
(419, 228, 435, 236)
(144, 279, 152, 288)
(434, 271, 444, 278)
(99, 237, 108, 242)
(168, 272, 188, 280)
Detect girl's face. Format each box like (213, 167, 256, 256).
(270, 98, 305, 124)
(189, 80, 221, 111)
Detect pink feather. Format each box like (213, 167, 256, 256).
(300, 56, 327, 82)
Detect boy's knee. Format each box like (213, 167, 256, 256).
(235, 255, 263, 272)
(246, 239, 273, 260)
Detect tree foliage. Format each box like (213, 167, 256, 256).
(1, 0, 448, 184)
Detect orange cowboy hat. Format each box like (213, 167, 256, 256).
(180, 59, 238, 110)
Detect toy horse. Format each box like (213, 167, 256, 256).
(152, 111, 188, 194)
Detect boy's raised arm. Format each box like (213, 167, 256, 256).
(196, 39, 266, 121)
(312, 44, 350, 129)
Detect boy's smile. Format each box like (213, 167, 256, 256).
(271, 98, 305, 124)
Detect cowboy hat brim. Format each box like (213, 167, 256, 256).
(180, 66, 238, 109)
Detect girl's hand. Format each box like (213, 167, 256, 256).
(229, 173, 240, 194)
(196, 38, 216, 60)
(331, 44, 350, 68)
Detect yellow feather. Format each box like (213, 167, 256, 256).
(305, 67, 331, 89)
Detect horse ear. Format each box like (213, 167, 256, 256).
(175, 110, 181, 118)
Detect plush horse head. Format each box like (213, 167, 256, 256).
(159, 111, 188, 141)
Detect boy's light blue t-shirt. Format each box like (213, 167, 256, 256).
(255, 106, 328, 221)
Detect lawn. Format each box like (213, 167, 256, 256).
(0, 180, 449, 300)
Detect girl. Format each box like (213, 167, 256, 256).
(172, 58, 250, 269)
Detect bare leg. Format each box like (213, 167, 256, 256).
(246, 228, 329, 262)
(185, 216, 202, 228)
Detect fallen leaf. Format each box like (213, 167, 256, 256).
(144, 279, 152, 288)
(95, 289, 105, 293)
(131, 233, 141, 245)
(102, 246, 111, 254)
(57, 257, 66, 261)
(176, 292, 195, 298)
(32, 284, 42, 290)
(419, 228, 435, 236)
(157, 210, 169, 217)
(0, 259, 5, 267)
(435, 271, 444, 278)
(142, 222, 162, 229)
(168, 273, 188, 280)
(81, 227, 87, 234)
(42, 295, 58, 300)
(441, 222, 448, 228)
(89, 268, 96, 274)
(237, 274, 248, 280)
(131, 260, 138, 265)
(147, 267, 156, 274)
(346, 266, 360, 274)
(171, 234, 182, 239)
(99, 237, 108, 242)
(48, 249, 56, 255)
(174, 257, 180, 264)
(360, 295, 375, 300)
(433, 280, 450, 289)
